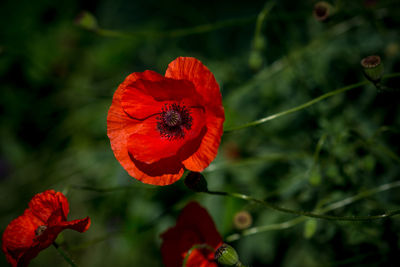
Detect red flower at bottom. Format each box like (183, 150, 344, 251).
(161, 202, 223, 267)
(2, 190, 90, 267)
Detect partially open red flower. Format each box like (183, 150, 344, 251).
(161, 202, 223, 267)
(107, 57, 225, 185)
(2, 190, 90, 267)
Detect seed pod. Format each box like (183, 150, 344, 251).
(361, 55, 384, 82)
(313, 2, 334, 22)
(215, 244, 239, 266)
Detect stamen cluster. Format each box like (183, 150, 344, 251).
(157, 103, 192, 140)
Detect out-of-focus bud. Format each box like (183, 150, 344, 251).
(385, 43, 399, 58)
(304, 219, 318, 239)
(215, 244, 239, 266)
(75, 11, 98, 31)
(253, 36, 266, 51)
(361, 55, 384, 82)
(249, 50, 263, 71)
(233, 211, 252, 230)
(313, 1, 334, 22)
(184, 172, 208, 192)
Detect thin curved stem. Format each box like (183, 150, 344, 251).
(224, 180, 400, 241)
(95, 15, 256, 39)
(206, 187, 400, 221)
(53, 242, 77, 267)
(253, 1, 276, 44)
(224, 73, 400, 132)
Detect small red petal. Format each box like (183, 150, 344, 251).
(28, 190, 69, 223)
(59, 216, 91, 233)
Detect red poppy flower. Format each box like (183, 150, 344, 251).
(160, 202, 223, 267)
(107, 57, 225, 186)
(2, 190, 90, 267)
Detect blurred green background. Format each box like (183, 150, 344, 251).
(1, 0, 400, 266)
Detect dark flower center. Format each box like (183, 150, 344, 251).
(157, 103, 192, 140)
(35, 225, 47, 236)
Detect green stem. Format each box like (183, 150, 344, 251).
(253, 1, 276, 43)
(94, 15, 256, 39)
(53, 242, 77, 267)
(224, 73, 400, 132)
(206, 187, 400, 221)
(225, 180, 400, 242)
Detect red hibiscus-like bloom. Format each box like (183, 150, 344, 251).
(161, 202, 223, 267)
(107, 57, 225, 185)
(2, 190, 90, 267)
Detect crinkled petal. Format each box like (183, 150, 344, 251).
(59, 217, 91, 233)
(183, 115, 224, 172)
(165, 57, 224, 118)
(2, 210, 41, 267)
(28, 190, 69, 223)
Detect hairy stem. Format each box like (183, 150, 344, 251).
(224, 72, 400, 132)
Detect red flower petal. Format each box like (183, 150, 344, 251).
(183, 115, 224, 172)
(161, 202, 223, 267)
(1, 210, 41, 267)
(165, 57, 224, 117)
(28, 190, 69, 223)
(2, 190, 90, 267)
(185, 249, 218, 267)
(166, 57, 225, 172)
(127, 106, 206, 164)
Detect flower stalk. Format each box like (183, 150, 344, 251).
(53, 242, 77, 267)
(224, 72, 400, 132)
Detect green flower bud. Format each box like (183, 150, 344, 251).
(361, 55, 384, 82)
(215, 244, 239, 266)
(248, 50, 263, 71)
(184, 172, 208, 192)
(75, 11, 98, 31)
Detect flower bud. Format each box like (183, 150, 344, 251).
(215, 244, 239, 266)
(361, 55, 384, 82)
(233, 211, 252, 230)
(75, 11, 98, 31)
(184, 172, 208, 192)
(249, 50, 263, 71)
(313, 2, 334, 22)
